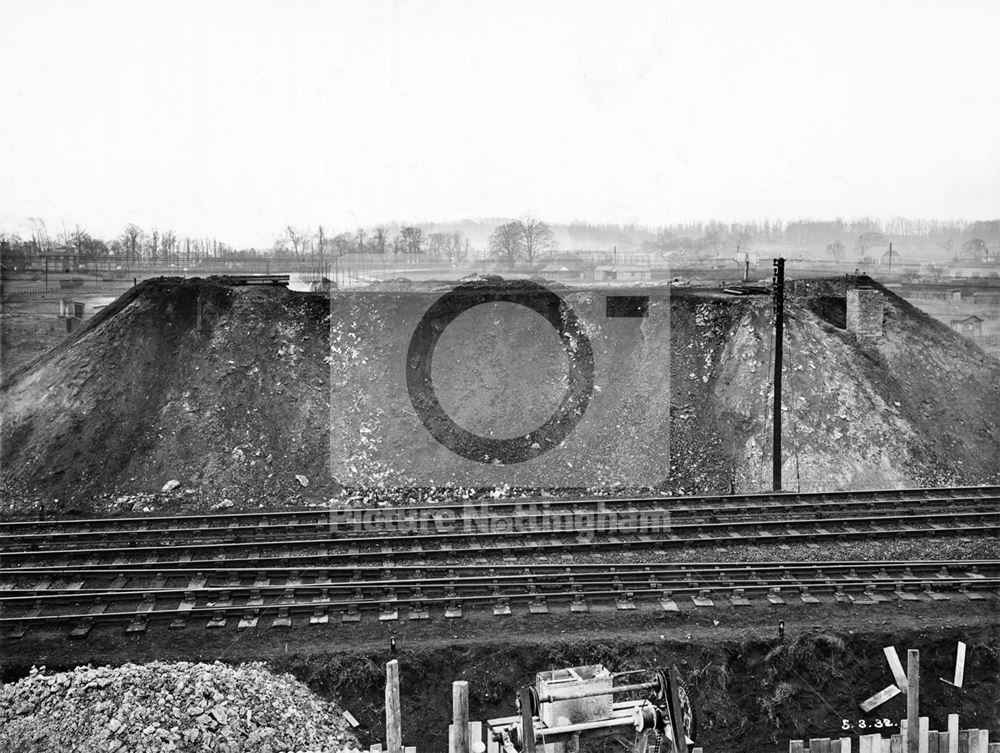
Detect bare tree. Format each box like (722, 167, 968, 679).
(161, 229, 176, 266)
(284, 226, 306, 258)
(331, 232, 355, 258)
(826, 240, 845, 262)
(314, 225, 326, 269)
(400, 226, 423, 255)
(147, 228, 159, 263)
(373, 227, 387, 255)
(446, 232, 471, 264)
(517, 217, 554, 264)
(28, 217, 51, 256)
(122, 224, 143, 267)
(489, 221, 525, 265)
(426, 232, 450, 259)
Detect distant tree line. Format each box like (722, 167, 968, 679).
(274, 225, 472, 264)
(2, 216, 998, 272)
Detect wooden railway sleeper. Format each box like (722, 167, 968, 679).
(958, 582, 986, 600)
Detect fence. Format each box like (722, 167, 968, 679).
(1, 286, 49, 298)
(356, 648, 994, 753)
(790, 719, 996, 753)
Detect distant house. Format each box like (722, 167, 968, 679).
(950, 315, 983, 337)
(871, 246, 900, 267)
(594, 265, 652, 282)
(538, 263, 581, 281)
(58, 296, 116, 332)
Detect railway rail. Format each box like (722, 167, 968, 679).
(1, 560, 997, 637)
(2, 509, 998, 568)
(2, 485, 998, 544)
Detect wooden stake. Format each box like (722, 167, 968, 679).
(519, 686, 536, 753)
(385, 660, 402, 753)
(907, 650, 920, 753)
(452, 681, 470, 753)
(948, 714, 959, 753)
(884, 647, 909, 692)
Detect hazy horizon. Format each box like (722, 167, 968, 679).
(3, 0, 999, 248)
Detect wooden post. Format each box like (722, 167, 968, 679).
(952, 642, 967, 688)
(519, 686, 536, 753)
(919, 717, 929, 753)
(907, 650, 920, 753)
(884, 647, 909, 692)
(948, 714, 960, 753)
(385, 660, 402, 753)
(772, 257, 785, 491)
(452, 681, 470, 753)
(862, 734, 882, 753)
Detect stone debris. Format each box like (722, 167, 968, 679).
(161, 479, 181, 493)
(0, 661, 360, 753)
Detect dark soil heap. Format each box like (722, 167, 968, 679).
(2, 276, 999, 509)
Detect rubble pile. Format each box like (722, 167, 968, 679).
(0, 661, 361, 753)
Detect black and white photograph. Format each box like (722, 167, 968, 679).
(1, 1, 998, 752)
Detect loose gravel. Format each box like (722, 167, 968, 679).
(0, 660, 362, 753)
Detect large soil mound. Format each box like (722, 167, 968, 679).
(2, 276, 999, 508)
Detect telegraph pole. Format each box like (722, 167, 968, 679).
(772, 258, 785, 491)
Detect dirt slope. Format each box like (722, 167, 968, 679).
(2, 276, 999, 509)
(1, 278, 334, 508)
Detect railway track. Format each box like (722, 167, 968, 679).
(2, 508, 998, 569)
(2, 486, 997, 637)
(3, 486, 998, 547)
(1, 560, 997, 637)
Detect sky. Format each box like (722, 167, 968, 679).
(1, 0, 998, 248)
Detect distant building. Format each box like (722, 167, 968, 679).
(58, 296, 116, 332)
(535, 254, 586, 278)
(594, 265, 651, 282)
(950, 315, 983, 337)
(539, 263, 581, 280)
(288, 273, 332, 292)
(870, 246, 899, 267)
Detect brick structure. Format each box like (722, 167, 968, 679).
(846, 288, 884, 339)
